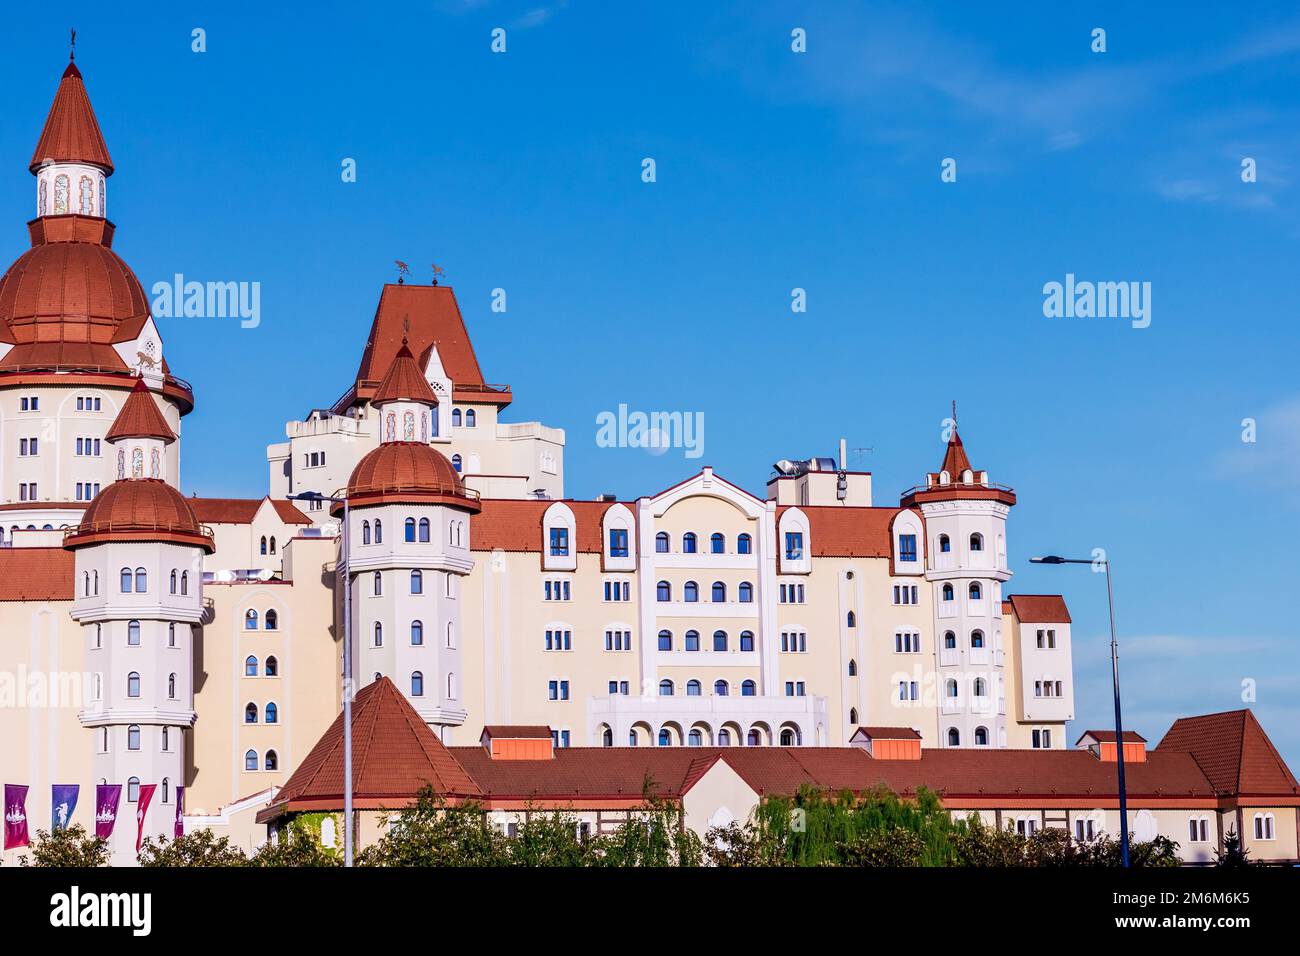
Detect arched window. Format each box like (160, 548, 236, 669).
(410, 570, 423, 594)
(245, 656, 258, 676)
(162, 778, 169, 804)
(945, 679, 959, 698)
(657, 630, 672, 651)
(848, 659, 857, 676)
(780, 729, 797, 746)
(260, 536, 268, 555)
(948, 728, 960, 747)
(265, 610, 278, 631)
(180, 572, 188, 595)
(737, 533, 752, 554)
(411, 620, 424, 645)
(265, 702, 278, 723)
(602, 727, 614, 747)
(739, 582, 753, 603)
(374, 520, 382, 543)
(944, 631, 957, 649)
(411, 671, 424, 697)
(658, 729, 671, 747)
(847, 610, 856, 627)
(718, 729, 732, 746)
(465, 409, 477, 427)
(688, 729, 704, 746)
(970, 629, 985, 648)
(684, 581, 699, 603)
(245, 702, 258, 723)
(711, 581, 726, 602)
(969, 582, 982, 600)
(687, 680, 702, 697)
(656, 580, 671, 602)
(684, 630, 700, 651)
(451, 454, 462, 473)
(658, 679, 674, 697)
(655, 531, 669, 553)
(405, 518, 416, 542)
(135, 568, 147, 591)
(447, 673, 456, 698)
(975, 726, 989, 746)
(127, 672, 140, 697)
(128, 620, 141, 645)
(452, 408, 462, 427)
(244, 750, 258, 771)
(939, 534, 951, 552)
(127, 777, 140, 802)
(710, 533, 725, 554)
(362, 520, 371, 544)
(269, 536, 277, 554)
(446, 622, 455, 648)
(373, 622, 383, 647)
(713, 630, 728, 651)
(942, 583, 954, 601)
(265, 750, 278, 771)
(747, 729, 761, 746)
(373, 571, 382, 596)
(973, 678, 987, 697)
(714, 680, 729, 696)
(245, 609, 259, 630)
(167, 673, 176, 698)
(740, 630, 755, 652)
(682, 532, 697, 554)
(418, 518, 430, 542)
(169, 623, 177, 647)
(170, 570, 177, 593)
(741, 680, 756, 697)
(265, 656, 278, 677)
(120, 567, 133, 593)
(970, 533, 984, 551)
(128, 725, 141, 750)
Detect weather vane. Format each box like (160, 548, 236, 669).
(431, 263, 446, 287)
(394, 260, 410, 284)
(70, 27, 76, 61)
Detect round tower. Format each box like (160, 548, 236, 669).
(0, 55, 192, 541)
(336, 341, 478, 743)
(65, 380, 212, 863)
(902, 422, 1016, 749)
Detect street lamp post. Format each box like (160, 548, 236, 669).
(289, 491, 353, 867)
(1030, 554, 1130, 868)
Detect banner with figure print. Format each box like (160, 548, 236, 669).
(95, 784, 122, 840)
(135, 784, 156, 853)
(174, 786, 184, 838)
(51, 784, 79, 831)
(4, 784, 29, 850)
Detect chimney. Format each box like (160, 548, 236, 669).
(1075, 730, 1146, 763)
(480, 725, 554, 760)
(849, 727, 922, 760)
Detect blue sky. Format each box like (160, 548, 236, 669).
(2, 1, 1297, 765)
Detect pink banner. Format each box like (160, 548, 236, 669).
(4, 784, 29, 850)
(135, 784, 156, 853)
(95, 784, 121, 840)
(174, 786, 184, 838)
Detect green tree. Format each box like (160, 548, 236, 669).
(1214, 827, 1251, 868)
(20, 825, 110, 867)
(137, 828, 248, 867)
(508, 808, 597, 867)
(249, 822, 341, 867)
(358, 788, 508, 866)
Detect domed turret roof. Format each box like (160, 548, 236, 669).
(371, 341, 437, 406)
(342, 442, 479, 512)
(65, 479, 213, 551)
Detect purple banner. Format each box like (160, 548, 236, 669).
(51, 784, 78, 831)
(135, 784, 156, 853)
(4, 784, 29, 850)
(174, 786, 184, 838)
(95, 784, 121, 841)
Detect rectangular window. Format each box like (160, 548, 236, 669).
(544, 630, 572, 651)
(608, 528, 628, 558)
(898, 534, 917, 562)
(784, 532, 803, 560)
(895, 632, 920, 653)
(604, 630, 630, 651)
(549, 527, 569, 556)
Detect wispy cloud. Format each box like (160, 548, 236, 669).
(1214, 396, 1300, 501)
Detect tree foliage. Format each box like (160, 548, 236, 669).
(20, 825, 110, 867)
(137, 828, 248, 867)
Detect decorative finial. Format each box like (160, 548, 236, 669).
(951, 400, 957, 429)
(402, 316, 410, 344)
(394, 260, 410, 285)
(70, 27, 76, 61)
(431, 263, 445, 287)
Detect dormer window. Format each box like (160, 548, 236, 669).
(608, 528, 628, 558)
(549, 527, 569, 557)
(785, 532, 804, 560)
(898, 534, 917, 563)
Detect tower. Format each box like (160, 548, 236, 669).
(337, 342, 480, 742)
(65, 381, 212, 864)
(902, 422, 1016, 749)
(0, 53, 192, 539)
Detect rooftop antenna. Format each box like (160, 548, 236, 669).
(851, 446, 873, 467)
(431, 263, 446, 287)
(70, 27, 76, 61)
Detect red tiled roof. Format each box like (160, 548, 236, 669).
(938, 429, 973, 479)
(0, 547, 73, 601)
(187, 497, 312, 526)
(1156, 709, 1300, 797)
(773, 505, 898, 558)
(1076, 730, 1146, 744)
(852, 727, 922, 740)
(371, 341, 437, 406)
(269, 678, 481, 813)
(471, 499, 631, 553)
(1006, 594, 1071, 624)
(30, 61, 114, 174)
(66, 479, 214, 552)
(345, 442, 476, 510)
(104, 377, 175, 443)
(482, 725, 552, 739)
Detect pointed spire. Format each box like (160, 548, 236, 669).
(30, 53, 114, 175)
(940, 427, 973, 480)
(371, 339, 437, 407)
(105, 377, 176, 444)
